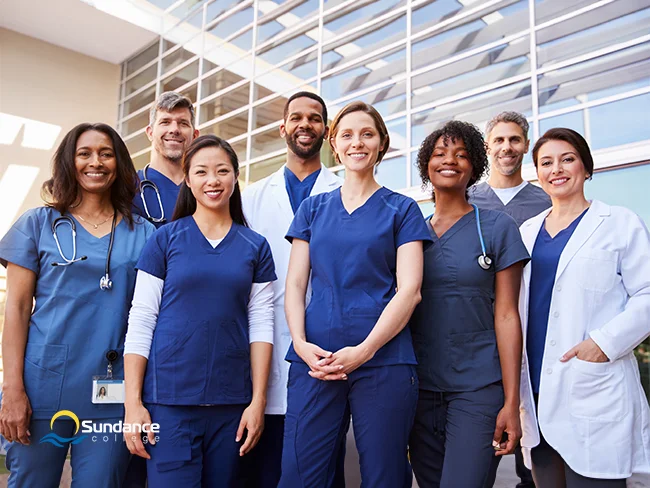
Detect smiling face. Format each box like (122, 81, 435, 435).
(487, 121, 530, 177)
(536, 139, 589, 200)
(280, 97, 328, 160)
(330, 111, 385, 173)
(147, 107, 198, 163)
(185, 146, 237, 213)
(427, 135, 474, 196)
(74, 130, 117, 197)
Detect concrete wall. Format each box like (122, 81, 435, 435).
(0, 27, 121, 232)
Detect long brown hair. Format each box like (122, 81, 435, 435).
(172, 135, 248, 226)
(328, 101, 390, 166)
(41, 123, 137, 228)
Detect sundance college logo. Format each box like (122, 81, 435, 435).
(40, 410, 160, 447)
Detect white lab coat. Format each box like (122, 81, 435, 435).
(518, 199, 650, 479)
(242, 164, 343, 415)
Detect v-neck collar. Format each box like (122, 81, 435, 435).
(146, 166, 182, 189)
(541, 208, 589, 241)
(428, 208, 475, 241)
(189, 216, 237, 254)
(69, 213, 124, 242)
(337, 186, 386, 218)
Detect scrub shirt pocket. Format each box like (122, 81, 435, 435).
(155, 320, 209, 398)
(23, 343, 67, 412)
(569, 358, 628, 421)
(220, 350, 251, 398)
(448, 330, 500, 377)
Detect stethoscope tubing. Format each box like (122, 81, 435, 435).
(139, 164, 166, 223)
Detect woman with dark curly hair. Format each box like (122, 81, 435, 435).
(408, 120, 529, 487)
(0, 123, 155, 487)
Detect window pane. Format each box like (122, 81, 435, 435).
(123, 86, 156, 117)
(122, 111, 150, 137)
(200, 111, 248, 141)
(162, 60, 199, 93)
(131, 151, 150, 170)
(206, 0, 249, 25)
(329, 81, 406, 119)
(323, 0, 401, 30)
(253, 60, 317, 102)
(162, 47, 197, 75)
(125, 132, 150, 155)
(412, 37, 531, 111)
(199, 82, 250, 124)
(386, 117, 407, 154)
(375, 155, 406, 190)
(163, 9, 204, 46)
(169, 0, 209, 21)
(249, 155, 286, 183)
(538, 42, 650, 114)
(124, 65, 157, 99)
(589, 93, 650, 151)
(126, 42, 159, 77)
(252, 95, 286, 130)
(206, 6, 254, 52)
(539, 111, 585, 138)
(251, 125, 284, 159)
(537, 5, 650, 68)
(229, 139, 248, 163)
(322, 46, 406, 102)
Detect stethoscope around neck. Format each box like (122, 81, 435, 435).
(429, 204, 492, 270)
(138, 164, 166, 224)
(51, 213, 117, 291)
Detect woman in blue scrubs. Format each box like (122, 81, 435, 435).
(0, 123, 155, 487)
(279, 101, 431, 488)
(123, 135, 276, 487)
(409, 120, 529, 487)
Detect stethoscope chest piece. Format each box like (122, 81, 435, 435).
(100, 274, 113, 291)
(478, 254, 492, 270)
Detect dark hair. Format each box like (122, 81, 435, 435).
(283, 91, 328, 123)
(417, 120, 488, 201)
(172, 135, 248, 226)
(532, 128, 594, 178)
(41, 123, 137, 228)
(329, 101, 390, 165)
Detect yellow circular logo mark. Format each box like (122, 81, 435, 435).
(50, 410, 81, 435)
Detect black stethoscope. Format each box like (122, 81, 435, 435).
(51, 213, 117, 291)
(428, 204, 492, 270)
(138, 164, 166, 224)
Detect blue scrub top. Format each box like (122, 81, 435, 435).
(0, 207, 155, 419)
(469, 182, 551, 226)
(133, 167, 181, 228)
(285, 186, 432, 367)
(285, 167, 320, 215)
(410, 208, 530, 392)
(136, 216, 276, 405)
(527, 209, 587, 393)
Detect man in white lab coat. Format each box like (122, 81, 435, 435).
(242, 91, 344, 488)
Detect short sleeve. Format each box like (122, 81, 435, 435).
(0, 208, 43, 274)
(135, 227, 169, 280)
(492, 212, 530, 272)
(254, 238, 277, 283)
(396, 199, 433, 250)
(285, 197, 312, 243)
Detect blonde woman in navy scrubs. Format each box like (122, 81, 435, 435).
(279, 101, 431, 488)
(123, 135, 276, 487)
(409, 120, 529, 487)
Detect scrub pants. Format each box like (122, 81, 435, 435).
(279, 362, 418, 488)
(409, 383, 504, 488)
(483, 444, 534, 488)
(240, 414, 348, 488)
(145, 403, 245, 488)
(4, 417, 130, 488)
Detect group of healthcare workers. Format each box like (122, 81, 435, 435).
(0, 88, 649, 488)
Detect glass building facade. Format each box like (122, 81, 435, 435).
(118, 0, 650, 210)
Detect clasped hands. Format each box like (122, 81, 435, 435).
(294, 341, 374, 381)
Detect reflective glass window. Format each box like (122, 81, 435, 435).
(329, 81, 406, 119)
(589, 93, 650, 151)
(169, 0, 210, 20)
(229, 138, 248, 163)
(132, 151, 151, 170)
(163, 9, 204, 47)
(386, 117, 407, 154)
(252, 94, 287, 130)
(251, 125, 284, 159)
(323, 0, 402, 30)
(249, 154, 286, 183)
(123, 87, 156, 117)
(125, 132, 151, 155)
(162, 47, 197, 75)
(375, 155, 406, 190)
(124, 65, 157, 99)
(122, 111, 151, 137)
(539, 111, 585, 139)
(126, 42, 159, 77)
(206, 5, 254, 52)
(253, 60, 317, 102)
(206, 0, 250, 26)
(199, 82, 250, 124)
(200, 111, 249, 141)
(162, 60, 200, 94)
(538, 42, 650, 114)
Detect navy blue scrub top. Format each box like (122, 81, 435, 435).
(285, 186, 432, 367)
(469, 182, 551, 226)
(527, 209, 587, 393)
(410, 208, 530, 392)
(133, 167, 181, 228)
(136, 216, 277, 405)
(0, 207, 155, 419)
(285, 166, 320, 214)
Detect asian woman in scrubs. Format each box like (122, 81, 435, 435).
(0, 123, 155, 487)
(279, 101, 431, 488)
(518, 128, 650, 487)
(123, 135, 275, 487)
(409, 120, 529, 488)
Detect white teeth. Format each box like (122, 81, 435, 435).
(348, 153, 367, 160)
(439, 170, 458, 175)
(297, 136, 312, 142)
(551, 178, 568, 185)
(85, 173, 105, 177)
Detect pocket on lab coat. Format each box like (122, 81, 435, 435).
(569, 358, 628, 421)
(23, 343, 67, 412)
(575, 249, 618, 293)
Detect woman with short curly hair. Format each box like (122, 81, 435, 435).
(409, 120, 529, 487)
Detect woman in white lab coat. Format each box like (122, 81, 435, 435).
(518, 127, 650, 487)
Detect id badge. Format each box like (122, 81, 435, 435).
(92, 377, 125, 404)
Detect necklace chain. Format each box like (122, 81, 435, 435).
(75, 213, 114, 229)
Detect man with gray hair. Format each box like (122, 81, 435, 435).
(469, 111, 550, 226)
(132, 91, 199, 228)
(470, 112, 549, 488)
